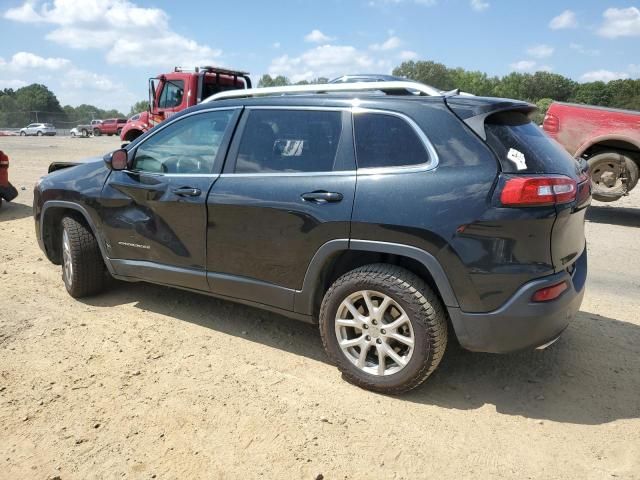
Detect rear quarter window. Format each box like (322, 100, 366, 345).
(354, 112, 429, 169)
(485, 111, 577, 176)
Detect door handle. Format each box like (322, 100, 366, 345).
(301, 191, 343, 203)
(172, 187, 201, 197)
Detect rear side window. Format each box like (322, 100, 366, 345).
(235, 110, 343, 173)
(485, 111, 577, 176)
(354, 112, 429, 169)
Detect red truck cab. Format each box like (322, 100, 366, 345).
(120, 66, 250, 142)
(543, 102, 640, 202)
(93, 118, 127, 137)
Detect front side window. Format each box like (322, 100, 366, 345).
(133, 110, 234, 174)
(158, 80, 185, 109)
(235, 109, 343, 173)
(354, 112, 429, 169)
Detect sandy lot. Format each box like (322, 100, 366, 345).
(1, 136, 639, 480)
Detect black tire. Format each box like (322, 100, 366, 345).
(93, 128, 101, 137)
(20, 131, 26, 136)
(588, 151, 638, 202)
(117, 128, 122, 136)
(319, 264, 448, 394)
(81, 129, 88, 137)
(37, 131, 43, 136)
(61, 216, 107, 298)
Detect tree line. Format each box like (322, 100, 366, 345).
(0, 84, 126, 128)
(3, 60, 638, 129)
(259, 60, 640, 122)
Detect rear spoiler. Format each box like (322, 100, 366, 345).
(445, 96, 536, 140)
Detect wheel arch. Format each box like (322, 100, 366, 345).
(294, 239, 459, 320)
(577, 135, 640, 164)
(41, 201, 113, 273)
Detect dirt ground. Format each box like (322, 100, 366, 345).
(1, 135, 639, 480)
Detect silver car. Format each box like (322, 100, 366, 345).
(19, 123, 57, 136)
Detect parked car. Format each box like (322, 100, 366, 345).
(74, 120, 103, 137)
(19, 123, 56, 136)
(33, 82, 590, 393)
(543, 102, 640, 202)
(94, 118, 127, 137)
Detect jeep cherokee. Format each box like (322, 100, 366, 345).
(33, 81, 590, 393)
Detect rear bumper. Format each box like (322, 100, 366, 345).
(449, 248, 587, 353)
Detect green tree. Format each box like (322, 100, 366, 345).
(570, 81, 613, 107)
(13, 84, 65, 124)
(258, 74, 290, 87)
(128, 100, 149, 117)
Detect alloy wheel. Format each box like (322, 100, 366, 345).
(334, 290, 415, 376)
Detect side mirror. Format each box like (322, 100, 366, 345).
(104, 148, 129, 171)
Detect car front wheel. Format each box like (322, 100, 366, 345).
(37, 131, 43, 136)
(319, 264, 448, 394)
(61, 216, 107, 298)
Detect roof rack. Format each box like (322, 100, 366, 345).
(174, 66, 250, 76)
(202, 80, 443, 103)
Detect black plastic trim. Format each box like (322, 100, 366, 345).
(40, 200, 115, 274)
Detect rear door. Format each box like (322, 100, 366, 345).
(206, 107, 356, 310)
(100, 107, 240, 290)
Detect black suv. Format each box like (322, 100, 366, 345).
(34, 82, 590, 393)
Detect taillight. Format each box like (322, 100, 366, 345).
(532, 281, 568, 302)
(500, 175, 577, 207)
(542, 113, 559, 134)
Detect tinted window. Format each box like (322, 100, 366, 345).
(485, 111, 577, 176)
(235, 110, 343, 173)
(158, 80, 185, 109)
(354, 113, 428, 169)
(133, 110, 234, 174)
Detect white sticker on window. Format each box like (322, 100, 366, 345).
(507, 148, 527, 171)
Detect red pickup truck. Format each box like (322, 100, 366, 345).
(543, 102, 640, 202)
(93, 118, 127, 137)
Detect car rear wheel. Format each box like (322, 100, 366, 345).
(319, 264, 448, 394)
(61, 216, 107, 298)
(588, 151, 639, 202)
(37, 131, 43, 136)
(117, 128, 122, 136)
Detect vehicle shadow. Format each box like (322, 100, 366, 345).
(0, 201, 32, 222)
(82, 282, 640, 425)
(586, 205, 640, 227)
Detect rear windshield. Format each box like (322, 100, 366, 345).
(485, 111, 577, 177)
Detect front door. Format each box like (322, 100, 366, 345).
(206, 107, 356, 310)
(100, 108, 240, 291)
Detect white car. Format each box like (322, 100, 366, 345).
(19, 123, 57, 136)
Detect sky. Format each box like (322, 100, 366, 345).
(0, 0, 639, 113)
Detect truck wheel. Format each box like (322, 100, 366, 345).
(61, 216, 106, 298)
(319, 264, 448, 394)
(93, 129, 101, 137)
(81, 129, 88, 137)
(588, 151, 638, 202)
(117, 128, 122, 136)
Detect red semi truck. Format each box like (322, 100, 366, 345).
(120, 66, 251, 142)
(543, 102, 640, 202)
